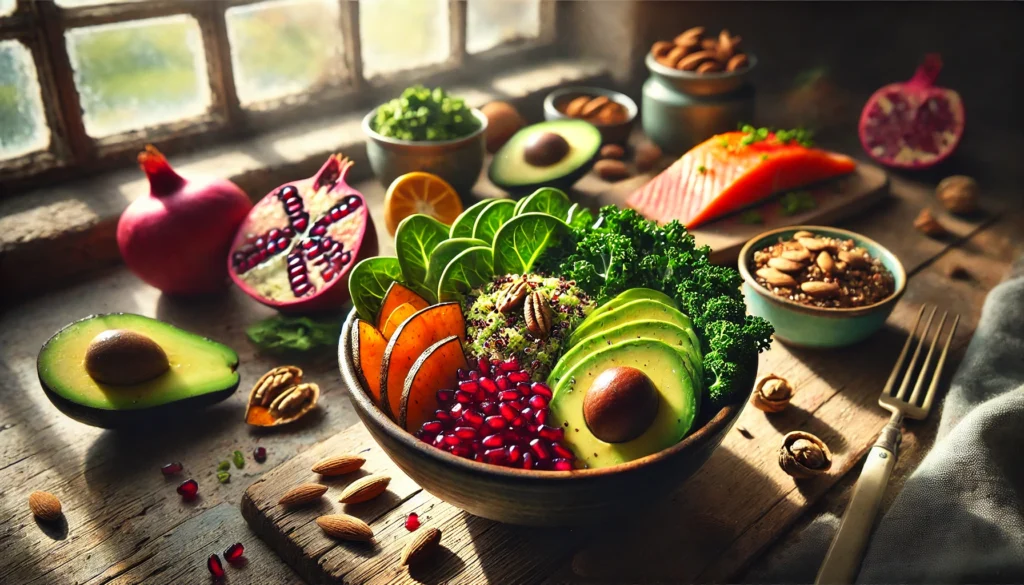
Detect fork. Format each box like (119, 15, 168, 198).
(815, 304, 960, 585)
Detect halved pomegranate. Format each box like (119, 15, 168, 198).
(228, 155, 378, 313)
(859, 54, 964, 169)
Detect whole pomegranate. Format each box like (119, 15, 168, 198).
(859, 54, 965, 169)
(117, 146, 252, 295)
(228, 154, 378, 313)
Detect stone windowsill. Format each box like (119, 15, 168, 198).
(0, 58, 610, 303)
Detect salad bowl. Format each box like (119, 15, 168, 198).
(338, 309, 756, 526)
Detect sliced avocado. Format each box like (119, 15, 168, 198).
(550, 339, 699, 468)
(489, 120, 601, 194)
(587, 288, 678, 323)
(37, 314, 239, 428)
(568, 299, 700, 352)
(549, 320, 702, 392)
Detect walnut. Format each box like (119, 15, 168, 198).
(750, 374, 794, 413)
(936, 175, 979, 215)
(779, 431, 832, 479)
(914, 208, 950, 238)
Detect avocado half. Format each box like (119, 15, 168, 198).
(489, 119, 602, 195)
(37, 313, 240, 428)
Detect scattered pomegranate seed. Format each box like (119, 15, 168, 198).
(207, 554, 225, 580)
(160, 462, 183, 476)
(415, 362, 576, 470)
(253, 446, 267, 463)
(177, 479, 199, 501)
(223, 542, 245, 564)
(405, 513, 420, 531)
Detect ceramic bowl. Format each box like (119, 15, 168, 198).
(338, 309, 756, 526)
(738, 226, 907, 349)
(543, 86, 638, 145)
(362, 108, 487, 197)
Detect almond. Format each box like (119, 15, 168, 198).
(781, 248, 812, 262)
(767, 257, 805, 273)
(312, 454, 366, 477)
(660, 45, 690, 68)
(792, 230, 816, 239)
(650, 40, 674, 59)
(594, 159, 630, 182)
(401, 527, 442, 567)
(29, 491, 62, 521)
(756, 267, 798, 288)
(634, 141, 663, 172)
(797, 237, 833, 253)
(339, 474, 391, 504)
(564, 96, 590, 118)
(579, 96, 610, 119)
(278, 483, 328, 507)
(676, 50, 716, 72)
(801, 281, 840, 298)
(816, 251, 836, 274)
(316, 514, 373, 541)
(696, 61, 722, 74)
(600, 144, 625, 160)
(727, 53, 749, 72)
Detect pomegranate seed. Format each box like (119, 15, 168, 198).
(456, 368, 468, 380)
(538, 425, 564, 442)
(508, 370, 530, 383)
(468, 370, 480, 380)
(161, 462, 183, 476)
(552, 442, 576, 460)
(475, 451, 486, 462)
(293, 216, 308, 231)
(522, 452, 535, 470)
(552, 458, 573, 471)
(224, 542, 245, 564)
(451, 445, 472, 458)
(499, 358, 520, 372)
(450, 403, 465, 418)
(422, 420, 443, 434)
(482, 434, 504, 448)
(534, 409, 548, 425)
(454, 427, 477, 440)
(268, 228, 281, 239)
(531, 383, 553, 399)
(322, 269, 336, 281)
(253, 447, 267, 463)
(435, 409, 453, 423)
(516, 382, 532, 396)
(283, 227, 295, 237)
(455, 390, 474, 404)
(510, 416, 525, 429)
(462, 410, 484, 427)
(436, 389, 454, 403)
(499, 403, 517, 421)
(479, 401, 497, 415)
(443, 434, 462, 446)
(478, 377, 498, 394)
(177, 479, 198, 500)
(433, 434, 447, 448)
(528, 395, 548, 409)
(254, 237, 266, 248)
(478, 357, 490, 373)
(405, 513, 420, 531)
(330, 208, 343, 221)
(508, 444, 524, 463)
(485, 415, 506, 430)
(207, 554, 225, 580)
(530, 439, 551, 461)
(495, 375, 510, 391)
(497, 390, 520, 402)
(484, 448, 508, 464)
(520, 407, 534, 421)
(458, 380, 479, 393)
(311, 224, 327, 236)
(505, 400, 523, 413)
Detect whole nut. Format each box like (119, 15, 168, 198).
(401, 527, 442, 567)
(316, 514, 374, 541)
(756, 267, 798, 288)
(726, 53, 749, 72)
(779, 431, 833, 479)
(700, 38, 718, 52)
(750, 374, 794, 413)
(816, 251, 836, 274)
(661, 45, 691, 68)
(497, 277, 529, 314)
(767, 257, 805, 273)
(524, 291, 554, 340)
(801, 281, 840, 298)
(279, 483, 328, 507)
(696, 61, 723, 74)
(677, 50, 716, 71)
(269, 382, 316, 417)
(792, 230, 816, 239)
(797, 237, 832, 253)
(339, 474, 392, 504)
(650, 40, 675, 59)
(251, 366, 303, 407)
(838, 248, 870, 268)
(716, 30, 741, 61)
(600, 144, 625, 160)
(914, 208, 950, 238)
(312, 454, 366, 477)
(936, 175, 979, 215)
(564, 96, 590, 118)
(634, 141, 663, 172)
(579, 96, 610, 119)
(781, 248, 812, 263)
(594, 159, 630, 182)
(674, 26, 705, 46)
(29, 491, 62, 521)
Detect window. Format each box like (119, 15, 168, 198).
(0, 0, 553, 190)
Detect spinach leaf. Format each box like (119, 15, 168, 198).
(246, 315, 342, 354)
(516, 187, 572, 219)
(566, 203, 595, 230)
(449, 199, 493, 238)
(437, 246, 494, 302)
(425, 237, 488, 294)
(395, 214, 448, 301)
(492, 212, 573, 276)
(349, 257, 403, 322)
(472, 199, 516, 244)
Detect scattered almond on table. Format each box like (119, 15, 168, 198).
(594, 159, 630, 182)
(339, 474, 391, 504)
(401, 527, 442, 567)
(316, 514, 374, 541)
(914, 208, 950, 238)
(312, 454, 366, 477)
(29, 491, 62, 522)
(278, 483, 328, 507)
(651, 26, 751, 74)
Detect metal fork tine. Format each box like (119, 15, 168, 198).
(908, 311, 948, 405)
(895, 305, 937, 402)
(922, 314, 960, 413)
(882, 305, 927, 397)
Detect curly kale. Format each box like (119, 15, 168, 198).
(540, 206, 773, 406)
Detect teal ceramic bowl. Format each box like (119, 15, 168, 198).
(738, 226, 906, 349)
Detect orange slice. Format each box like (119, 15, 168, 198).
(384, 172, 464, 236)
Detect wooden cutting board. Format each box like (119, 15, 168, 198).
(588, 161, 890, 264)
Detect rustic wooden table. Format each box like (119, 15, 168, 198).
(1, 162, 1021, 584)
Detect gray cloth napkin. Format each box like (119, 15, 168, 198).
(749, 257, 1024, 584)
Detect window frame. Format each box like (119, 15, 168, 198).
(0, 0, 556, 195)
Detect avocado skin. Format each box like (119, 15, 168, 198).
(488, 120, 602, 196)
(37, 313, 240, 428)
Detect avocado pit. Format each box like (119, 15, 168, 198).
(523, 131, 570, 167)
(84, 329, 170, 386)
(583, 366, 659, 443)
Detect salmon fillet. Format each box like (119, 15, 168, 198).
(627, 132, 856, 228)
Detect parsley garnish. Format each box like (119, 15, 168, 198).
(739, 210, 764, 224)
(779, 190, 817, 215)
(736, 124, 815, 148)
(697, 165, 707, 174)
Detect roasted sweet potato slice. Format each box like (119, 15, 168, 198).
(400, 335, 468, 432)
(381, 301, 419, 340)
(352, 319, 387, 405)
(376, 282, 429, 331)
(379, 303, 466, 420)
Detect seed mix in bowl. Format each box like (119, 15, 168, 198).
(750, 230, 895, 309)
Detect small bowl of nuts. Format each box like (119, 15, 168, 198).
(738, 226, 906, 348)
(648, 26, 757, 97)
(544, 86, 638, 145)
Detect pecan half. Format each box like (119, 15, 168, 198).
(269, 383, 317, 418)
(498, 277, 529, 314)
(252, 366, 303, 407)
(524, 291, 554, 340)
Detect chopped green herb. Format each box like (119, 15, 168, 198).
(697, 165, 707, 174)
(247, 315, 342, 354)
(718, 137, 730, 148)
(217, 471, 231, 484)
(739, 210, 765, 224)
(736, 124, 815, 148)
(217, 460, 230, 472)
(760, 154, 769, 162)
(233, 450, 245, 469)
(372, 85, 480, 141)
(779, 190, 817, 215)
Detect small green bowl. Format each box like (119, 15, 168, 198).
(737, 226, 907, 349)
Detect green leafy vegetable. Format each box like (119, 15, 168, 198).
(492, 213, 573, 276)
(232, 450, 245, 469)
(566, 203, 595, 230)
(372, 85, 481, 141)
(472, 199, 516, 244)
(425, 237, 487, 294)
(739, 210, 764, 224)
(449, 199, 492, 238)
(538, 206, 773, 406)
(437, 246, 494, 302)
(395, 214, 449, 301)
(349, 257, 403, 322)
(246, 315, 342, 354)
(515, 187, 572, 219)
(779, 190, 817, 215)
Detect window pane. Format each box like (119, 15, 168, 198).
(227, 0, 346, 106)
(467, 0, 540, 54)
(0, 0, 15, 18)
(360, 0, 449, 78)
(0, 40, 50, 160)
(55, 0, 140, 6)
(66, 15, 211, 137)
